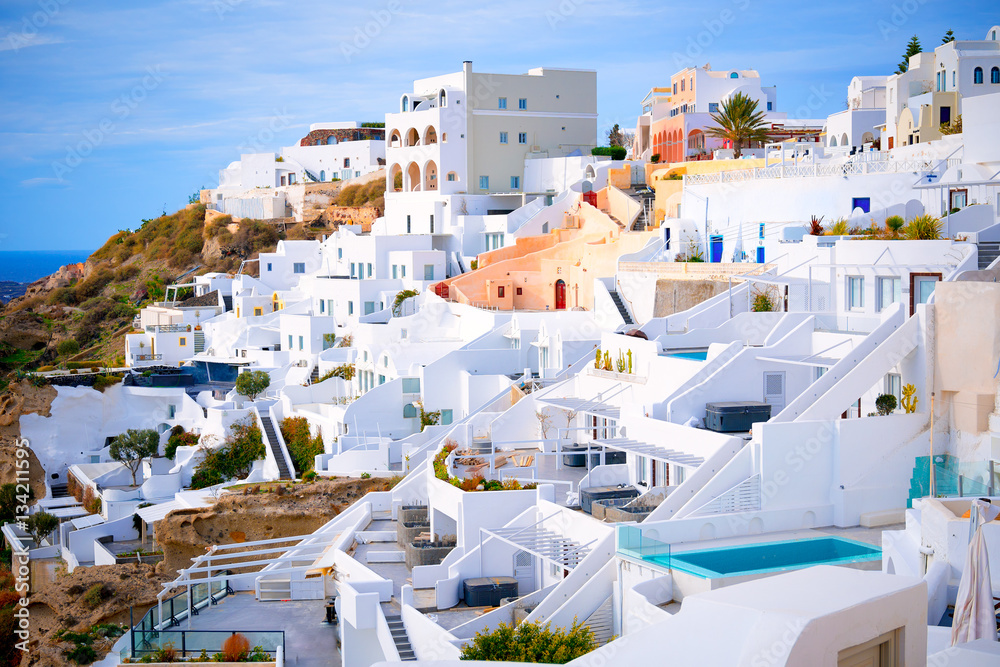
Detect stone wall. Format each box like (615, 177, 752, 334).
(298, 127, 385, 146)
(652, 278, 731, 318)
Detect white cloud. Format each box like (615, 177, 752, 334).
(20, 177, 68, 187)
(0, 33, 64, 53)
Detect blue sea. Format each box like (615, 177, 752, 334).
(0, 250, 94, 283)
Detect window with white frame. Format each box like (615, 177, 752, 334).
(511, 176, 520, 189)
(480, 176, 489, 190)
(847, 276, 864, 310)
(518, 98, 527, 110)
(498, 97, 507, 109)
(518, 132, 527, 144)
(885, 373, 901, 402)
(500, 132, 508, 144)
(293, 262, 305, 274)
(876, 276, 901, 312)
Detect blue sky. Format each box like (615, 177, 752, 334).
(0, 0, 994, 251)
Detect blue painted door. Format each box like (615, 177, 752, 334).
(757, 246, 765, 263)
(710, 235, 723, 263)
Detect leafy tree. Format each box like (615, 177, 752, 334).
(189, 418, 265, 488)
(0, 483, 34, 525)
(109, 429, 159, 486)
(25, 511, 59, 546)
(941, 29, 955, 43)
(607, 123, 624, 147)
(897, 35, 922, 73)
(461, 620, 596, 663)
(704, 92, 771, 159)
(940, 115, 962, 135)
(279, 417, 324, 474)
(875, 394, 898, 416)
(235, 370, 270, 401)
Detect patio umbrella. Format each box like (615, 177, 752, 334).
(951, 499, 1000, 646)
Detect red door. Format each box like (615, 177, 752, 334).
(555, 280, 566, 310)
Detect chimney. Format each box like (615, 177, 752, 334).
(463, 60, 472, 75)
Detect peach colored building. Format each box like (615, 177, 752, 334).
(443, 191, 657, 311)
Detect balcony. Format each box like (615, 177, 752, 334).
(132, 354, 163, 362)
(146, 324, 192, 333)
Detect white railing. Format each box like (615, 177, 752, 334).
(687, 474, 761, 516)
(686, 157, 953, 185)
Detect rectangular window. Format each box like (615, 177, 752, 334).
(401, 265, 406, 278)
(885, 373, 902, 402)
(253, 307, 262, 316)
(767, 101, 773, 111)
(518, 132, 527, 144)
(367, 263, 373, 277)
(441, 409, 453, 425)
(364, 301, 376, 315)
(516, 287, 523, 295)
(288, 335, 293, 348)
(511, 176, 520, 189)
(424, 264, 434, 280)
(337, 248, 343, 259)
(266, 263, 272, 272)
(708, 103, 718, 113)
(378, 375, 385, 385)
(848, 276, 865, 310)
(392, 265, 398, 279)
(498, 286, 505, 298)
(498, 97, 507, 109)
(447, 172, 456, 181)
(320, 300, 325, 313)
(293, 262, 305, 274)
(344, 158, 350, 168)
(430, 214, 434, 234)
(402, 378, 421, 393)
(298, 336, 304, 350)
(348, 302, 354, 315)
(876, 277, 901, 312)
(500, 132, 508, 144)
(179, 337, 187, 347)
(406, 215, 411, 233)
(350, 263, 356, 278)
(480, 176, 489, 190)
(518, 98, 527, 110)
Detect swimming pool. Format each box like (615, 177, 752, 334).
(650, 536, 881, 579)
(666, 350, 708, 361)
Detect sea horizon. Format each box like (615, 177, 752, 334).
(0, 249, 93, 283)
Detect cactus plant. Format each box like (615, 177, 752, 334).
(901, 384, 918, 414)
(626, 349, 633, 375)
(602, 351, 612, 371)
(616, 351, 627, 373)
(594, 348, 602, 369)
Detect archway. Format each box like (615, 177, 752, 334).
(423, 126, 438, 145)
(423, 159, 438, 191)
(830, 135, 838, 147)
(388, 130, 401, 148)
(584, 164, 596, 180)
(326, 136, 338, 145)
(406, 162, 421, 191)
(555, 279, 567, 310)
(861, 132, 874, 144)
(841, 133, 849, 147)
(319, 170, 325, 182)
(687, 129, 705, 152)
(405, 128, 419, 147)
(388, 164, 403, 192)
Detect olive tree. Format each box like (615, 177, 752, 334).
(110, 428, 160, 485)
(26, 511, 59, 546)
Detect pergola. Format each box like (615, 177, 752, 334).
(592, 438, 705, 468)
(480, 511, 597, 571)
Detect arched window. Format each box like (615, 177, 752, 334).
(830, 136, 838, 147)
(320, 170, 325, 181)
(326, 136, 338, 145)
(730, 72, 739, 79)
(992, 67, 1000, 84)
(974, 67, 984, 84)
(402, 95, 409, 112)
(439, 89, 447, 107)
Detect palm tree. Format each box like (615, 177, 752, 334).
(704, 92, 771, 159)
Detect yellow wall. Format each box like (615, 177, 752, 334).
(648, 158, 768, 222)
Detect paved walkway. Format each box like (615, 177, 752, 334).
(187, 592, 340, 667)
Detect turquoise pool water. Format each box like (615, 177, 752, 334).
(667, 350, 708, 361)
(650, 536, 881, 579)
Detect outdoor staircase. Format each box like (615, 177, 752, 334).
(599, 207, 627, 229)
(385, 615, 416, 661)
(583, 596, 615, 646)
(626, 187, 655, 232)
(608, 290, 634, 325)
(977, 242, 1000, 270)
(50, 483, 69, 499)
(309, 365, 320, 384)
(906, 454, 959, 507)
(259, 414, 292, 480)
(193, 330, 205, 354)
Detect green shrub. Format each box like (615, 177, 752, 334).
(904, 214, 943, 240)
(81, 583, 107, 608)
(460, 620, 596, 663)
(164, 428, 199, 459)
(591, 146, 627, 161)
(74, 269, 115, 302)
(190, 418, 265, 489)
(114, 264, 141, 282)
(65, 644, 98, 664)
(57, 339, 81, 357)
(875, 393, 898, 416)
(279, 417, 324, 475)
(885, 215, 905, 238)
